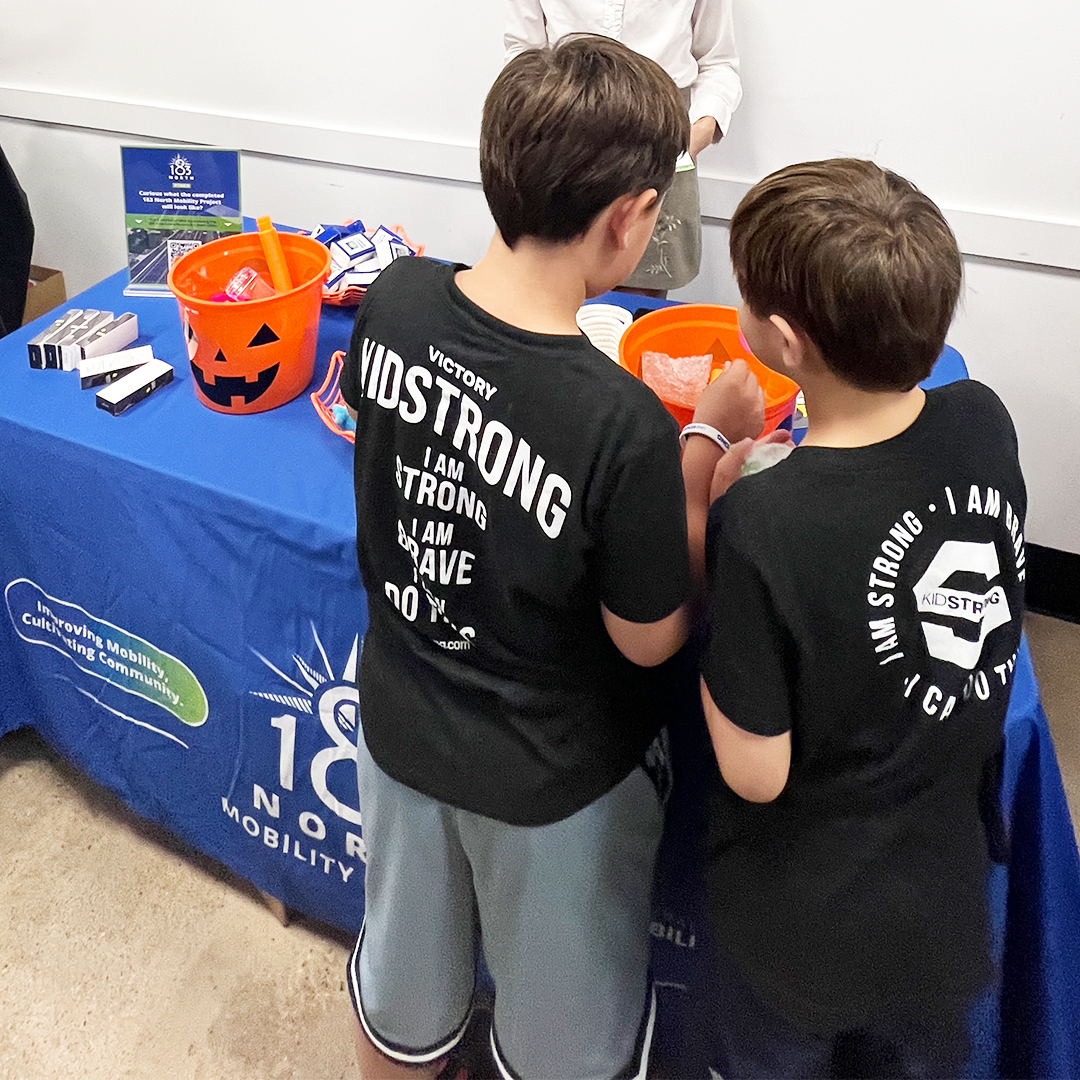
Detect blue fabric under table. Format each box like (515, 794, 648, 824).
(1, 273, 1077, 1077)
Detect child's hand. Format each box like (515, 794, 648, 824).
(757, 428, 796, 452)
(709, 430, 795, 502)
(694, 360, 764, 444)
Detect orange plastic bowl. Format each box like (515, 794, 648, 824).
(618, 303, 799, 434)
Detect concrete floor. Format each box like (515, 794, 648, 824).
(1025, 612, 1080, 836)
(1, 612, 1078, 1079)
(0, 737, 358, 1080)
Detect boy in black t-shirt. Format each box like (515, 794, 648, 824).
(691, 158, 1027, 1077)
(340, 36, 765, 1080)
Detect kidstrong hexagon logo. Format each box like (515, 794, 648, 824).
(913, 540, 1011, 670)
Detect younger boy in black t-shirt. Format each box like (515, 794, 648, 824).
(340, 36, 765, 1080)
(692, 159, 1027, 1078)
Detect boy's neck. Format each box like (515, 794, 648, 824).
(454, 232, 589, 336)
(799, 375, 927, 449)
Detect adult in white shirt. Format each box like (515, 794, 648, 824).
(505, 0, 742, 292)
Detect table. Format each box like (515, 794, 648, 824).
(2, 270, 1077, 1078)
(0, 268, 366, 933)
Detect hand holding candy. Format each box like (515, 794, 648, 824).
(709, 429, 796, 503)
(693, 359, 764, 445)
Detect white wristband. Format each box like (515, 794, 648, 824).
(679, 422, 731, 452)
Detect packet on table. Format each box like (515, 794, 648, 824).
(370, 224, 415, 270)
(309, 220, 421, 306)
(330, 232, 377, 269)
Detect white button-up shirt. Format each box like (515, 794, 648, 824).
(504, 0, 742, 137)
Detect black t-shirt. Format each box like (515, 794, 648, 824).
(341, 258, 691, 826)
(700, 380, 1027, 1033)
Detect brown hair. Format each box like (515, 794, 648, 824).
(480, 35, 689, 248)
(729, 159, 962, 391)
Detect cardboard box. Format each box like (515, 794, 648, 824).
(27, 309, 81, 369)
(57, 310, 115, 370)
(21, 265, 67, 326)
(45, 309, 110, 369)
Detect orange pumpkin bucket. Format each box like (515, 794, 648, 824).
(618, 303, 800, 435)
(168, 232, 331, 414)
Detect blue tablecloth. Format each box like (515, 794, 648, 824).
(0, 269, 368, 930)
(1, 273, 1077, 1077)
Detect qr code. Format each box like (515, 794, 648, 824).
(167, 239, 203, 265)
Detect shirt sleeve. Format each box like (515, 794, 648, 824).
(592, 426, 691, 624)
(504, 0, 549, 59)
(688, 0, 743, 136)
(701, 502, 793, 737)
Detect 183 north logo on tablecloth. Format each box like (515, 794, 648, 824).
(219, 625, 367, 886)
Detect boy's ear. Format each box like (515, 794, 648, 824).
(606, 189, 660, 251)
(769, 314, 815, 374)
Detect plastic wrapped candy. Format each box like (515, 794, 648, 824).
(640, 351, 713, 410)
(740, 440, 794, 477)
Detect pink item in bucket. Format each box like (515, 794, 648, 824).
(225, 265, 276, 302)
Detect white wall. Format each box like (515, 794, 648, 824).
(717, 1, 1080, 223)
(947, 259, 1080, 553)
(0, 0, 506, 149)
(1, 0, 1078, 552)
(0, 119, 497, 296)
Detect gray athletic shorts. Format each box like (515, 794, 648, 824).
(348, 727, 665, 1080)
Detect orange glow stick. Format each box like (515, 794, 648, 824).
(256, 215, 293, 293)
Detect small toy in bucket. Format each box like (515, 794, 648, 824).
(619, 304, 799, 435)
(223, 265, 275, 302)
(168, 229, 331, 414)
(257, 215, 294, 293)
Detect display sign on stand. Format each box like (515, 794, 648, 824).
(121, 147, 242, 297)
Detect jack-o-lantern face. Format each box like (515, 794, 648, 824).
(183, 305, 318, 415)
(187, 319, 281, 408)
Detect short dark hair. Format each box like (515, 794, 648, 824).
(729, 159, 962, 391)
(480, 35, 689, 248)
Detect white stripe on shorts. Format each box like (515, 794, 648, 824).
(633, 984, 658, 1080)
(489, 983, 657, 1080)
(349, 917, 473, 1065)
